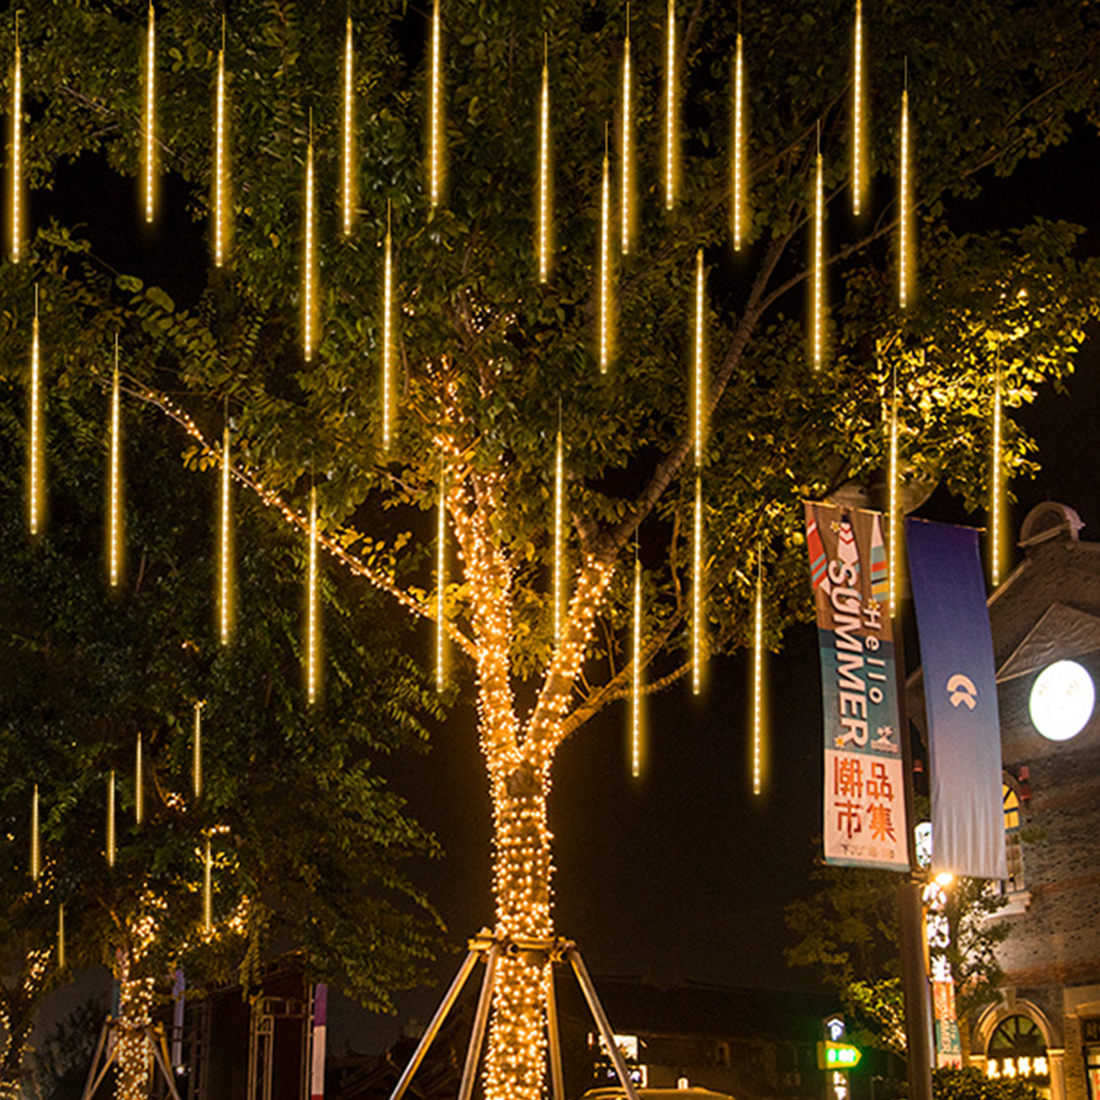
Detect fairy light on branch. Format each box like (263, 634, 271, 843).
(599, 124, 612, 373)
(732, 30, 745, 250)
(631, 552, 643, 777)
(342, 16, 354, 235)
(10, 15, 22, 263)
(665, 0, 676, 210)
(852, 0, 864, 216)
(192, 701, 203, 799)
(553, 425, 565, 645)
(134, 733, 144, 825)
(306, 484, 319, 704)
(143, 2, 156, 224)
(106, 770, 116, 867)
(436, 465, 446, 692)
(812, 134, 824, 370)
(29, 285, 42, 535)
(213, 20, 227, 265)
(219, 423, 233, 644)
(109, 335, 123, 588)
(382, 200, 394, 447)
(899, 79, 911, 309)
(30, 783, 40, 882)
(990, 361, 1003, 586)
(429, 0, 442, 206)
(752, 549, 764, 795)
(538, 34, 550, 281)
(303, 121, 316, 360)
(621, 7, 633, 254)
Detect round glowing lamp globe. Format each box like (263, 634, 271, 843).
(1028, 660, 1095, 742)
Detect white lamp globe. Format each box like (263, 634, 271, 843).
(1029, 660, 1095, 742)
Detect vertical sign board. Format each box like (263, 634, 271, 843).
(311, 982, 328, 1100)
(805, 502, 908, 869)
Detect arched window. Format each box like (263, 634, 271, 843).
(986, 1014, 1049, 1086)
(1002, 778, 1025, 893)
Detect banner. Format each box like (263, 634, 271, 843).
(805, 502, 908, 870)
(906, 518, 1007, 881)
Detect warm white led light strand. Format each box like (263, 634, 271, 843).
(106, 771, 116, 866)
(693, 249, 705, 465)
(144, 3, 156, 224)
(343, 16, 354, 235)
(203, 834, 213, 932)
(631, 553, 643, 777)
(429, 0, 442, 206)
(437, 465, 446, 692)
(732, 31, 745, 250)
(57, 905, 65, 969)
(538, 35, 550, 282)
(29, 286, 42, 535)
(303, 130, 316, 360)
(600, 127, 611, 373)
(192, 701, 203, 799)
(307, 485, 319, 704)
(665, 0, 676, 210)
(10, 20, 22, 264)
(621, 7, 632, 254)
(213, 26, 227, 266)
(852, 0, 863, 216)
(383, 201, 394, 448)
(888, 355, 900, 615)
(109, 336, 122, 588)
(991, 363, 1003, 586)
(220, 423, 232, 644)
(692, 473, 703, 696)
(812, 144, 824, 370)
(553, 427, 565, 645)
(135, 733, 144, 825)
(899, 84, 910, 309)
(752, 550, 764, 795)
(31, 783, 40, 882)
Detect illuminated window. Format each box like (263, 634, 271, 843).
(987, 1015, 1049, 1086)
(1002, 781, 1025, 893)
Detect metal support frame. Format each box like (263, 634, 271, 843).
(387, 930, 640, 1100)
(81, 1018, 184, 1100)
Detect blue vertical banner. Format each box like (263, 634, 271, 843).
(906, 518, 1007, 881)
(805, 502, 908, 870)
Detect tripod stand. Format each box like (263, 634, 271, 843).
(81, 1017, 183, 1100)
(388, 930, 641, 1100)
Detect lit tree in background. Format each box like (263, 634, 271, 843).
(5, 2, 1100, 1097)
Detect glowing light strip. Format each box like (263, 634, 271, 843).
(752, 552, 763, 795)
(429, 0, 442, 206)
(852, 0, 863, 216)
(694, 249, 704, 464)
(303, 139, 316, 360)
(31, 783, 40, 882)
(144, 3, 156, 224)
(899, 87, 910, 309)
(214, 39, 227, 266)
(692, 473, 703, 696)
(665, 0, 675, 210)
(58, 905, 65, 969)
(220, 424, 231, 644)
(10, 34, 21, 263)
(437, 468, 446, 692)
(600, 135, 611, 373)
(538, 39, 549, 282)
(553, 430, 564, 644)
(732, 32, 744, 250)
(135, 733, 144, 825)
(812, 150, 824, 370)
(343, 17, 354, 235)
(991, 365, 1002, 586)
(106, 771, 116, 867)
(109, 337, 122, 588)
(307, 485, 319, 704)
(621, 15, 632, 254)
(383, 204, 393, 447)
(203, 834, 213, 932)
(29, 291, 41, 535)
(888, 358, 900, 615)
(193, 702, 203, 799)
(632, 555, 642, 777)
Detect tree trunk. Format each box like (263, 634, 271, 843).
(0, 1011, 32, 1100)
(483, 763, 555, 1100)
(115, 975, 155, 1100)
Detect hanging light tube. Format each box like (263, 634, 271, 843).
(193, 702, 203, 800)
(692, 474, 703, 696)
(31, 783, 40, 882)
(213, 25, 227, 266)
(694, 249, 705, 464)
(665, 0, 676, 211)
(437, 468, 446, 692)
(538, 35, 550, 281)
(383, 202, 394, 448)
(621, 9, 632, 254)
(109, 336, 122, 588)
(29, 286, 42, 535)
(553, 429, 565, 645)
(203, 834, 213, 932)
(135, 733, 144, 825)
(631, 555, 643, 777)
(852, 0, 863, 216)
(899, 85, 910, 309)
(888, 358, 900, 615)
(10, 22, 21, 263)
(812, 148, 824, 370)
(429, 0, 442, 206)
(991, 365, 1003, 586)
(220, 424, 232, 644)
(600, 128, 611, 373)
(57, 904, 65, 970)
(303, 134, 316, 360)
(307, 485, 319, 704)
(732, 32, 745, 250)
(144, 2, 156, 224)
(343, 16, 354, 235)
(106, 771, 116, 867)
(752, 552, 764, 795)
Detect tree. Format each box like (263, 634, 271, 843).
(0, 296, 444, 1094)
(7, 1, 1100, 1097)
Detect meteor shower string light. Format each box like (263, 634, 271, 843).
(752, 551, 764, 795)
(213, 21, 227, 265)
(899, 82, 910, 309)
(621, 7, 632, 254)
(382, 201, 394, 447)
(990, 363, 1003, 586)
(692, 473, 704, 695)
(306, 485, 319, 704)
(888, 355, 900, 615)
(10, 16, 22, 263)
(192, 702, 203, 799)
(219, 424, 232, 644)
(303, 124, 316, 360)
(29, 286, 42, 535)
(664, 0, 676, 210)
(30, 784, 40, 882)
(631, 554, 643, 776)
(693, 249, 705, 464)
(538, 35, 550, 281)
(57, 905, 65, 970)
(203, 834, 213, 932)
(134, 734, 144, 825)
(106, 771, 116, 867)
(732, 31, 745, 250)
(144, 2, 156, 224)
(343, 16, 354, 235)
(852, 0, 863, 216)
(109, 336, 123, 588)
(600, 125, 611, 372)
(429, 0, 442, 206)
(812, 136, 824, 370)
(436, 466, 446, 692)
(553, 426, 565, 645)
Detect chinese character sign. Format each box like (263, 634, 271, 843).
(805, 502, 909, 870)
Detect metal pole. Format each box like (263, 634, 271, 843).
(457, 945, 500, 1100)
(80, 1023, 112, 1100)
(567, 948, 641, 1100)
(545, 958, 566, 1100)
(149, 1029, 185, 1100)
(387, 949, 481, 1100)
